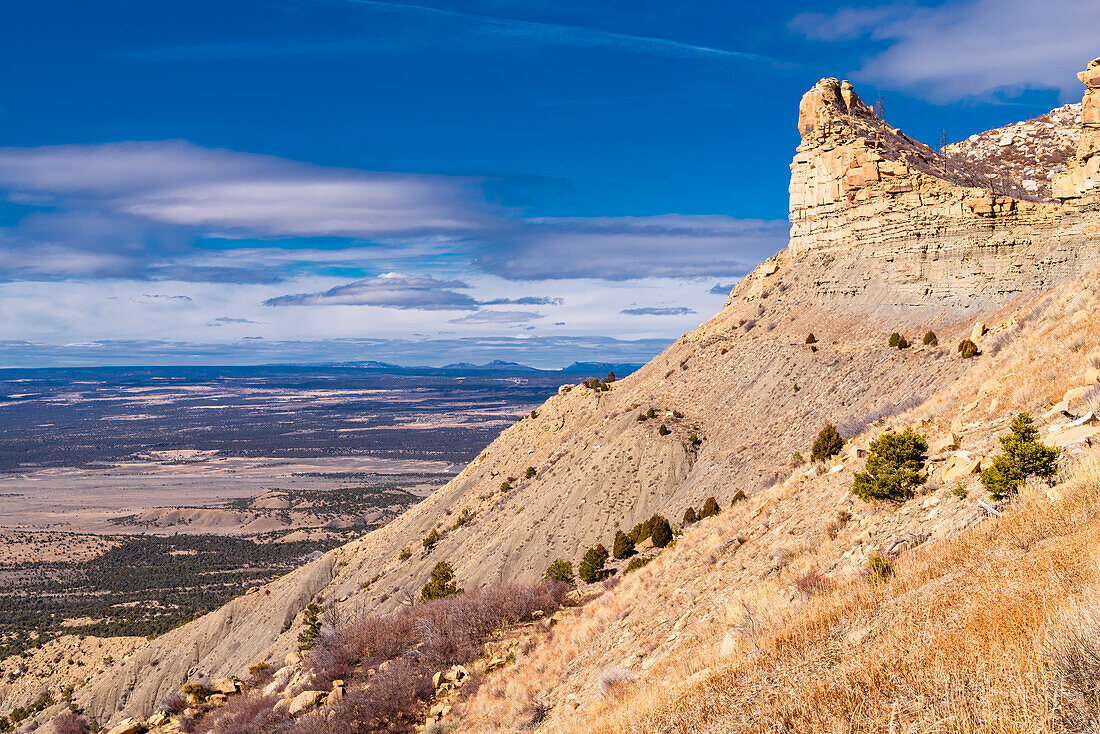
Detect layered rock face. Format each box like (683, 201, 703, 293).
(1053, 57, 1100, 204)
(788, 77, 1100, 309)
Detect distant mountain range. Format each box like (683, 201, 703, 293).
(330, 359, 642, 377)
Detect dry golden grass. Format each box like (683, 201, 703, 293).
(570, 456, 1100, 734)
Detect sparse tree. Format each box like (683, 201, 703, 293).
(613, 530, 635, 559)
(421, 562, 462, 601)
(579, 545, 609, 583)
(853, 429, 928, 503)
(544, 560, 575, 585)
(811, 423, 846, 463)
(700, 496, 720, 519)
(682, 506, 697, 525)
(981, 413, 1059, 500)
(650, 516, 673, 548)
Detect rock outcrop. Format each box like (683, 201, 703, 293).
(1053, 57, 1100, 205)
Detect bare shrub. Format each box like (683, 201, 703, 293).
(52, 712, 89, 734)
(518, 698, 551, 729)
(795, 568, 836, 599)
(201, 693, 280, 734)
(596, 666, 636, 699)
(161, 691, 187, 715)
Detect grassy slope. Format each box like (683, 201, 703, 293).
(460, 267, 1100, 734)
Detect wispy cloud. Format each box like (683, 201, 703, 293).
(620, 306, 696, 316)
(708, 282, 734, 295)
(263, 273, 478, 309)
(207, 316, 260, 326)
(478, 296, 562, 306)
(338, 0, 780, 64)
(477, 215, 789, 280)
(448, 310, 543, 325)
(790, 0, 1100, 101)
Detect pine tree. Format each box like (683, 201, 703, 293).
(421, 562, 462, 601)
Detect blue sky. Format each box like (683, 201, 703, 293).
(0, 0, 1095, 367)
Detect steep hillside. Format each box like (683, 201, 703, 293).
(54, 58, 1100, 729)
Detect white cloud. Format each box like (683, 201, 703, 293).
(264, 272, 479, 309)
(791, 0, 1100, 101)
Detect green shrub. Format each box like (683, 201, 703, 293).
(688, 433, 702, 447)
(646, 408, 656, 419)
(399, 547, 412, 560)
(604, 370, 616, 383)
(923, 330, 938, 346)
(613, 530, 635, 559)
(529, 410, 539, 419)
(544, 560, 575, 585)
(637, 413, 647, 422)
(852, 429, 928, 503)
(682, 507, 697, 525)
(952, 485, 968, 498)
(658, 424, 670, 436)
(958, 339, 981, 358)
(421, 562, 462, 601)
(805, 333, 817, 344)
(500, 480, 512, 492)
(624, 556, 651, 575)
(792, 451, 804, 465)
(700, 496, 720, 519)
(650, 516, 673, 548)
(673, 410, 684, 419)
(423, 528, 440, 550)
(811, 423, 846, 463)
(980, 413, 1059, 501)
(525, 466, 537, 479)
(296, 602, 322, 651)
(731, 489, 747, 505)
(867, 555, 893, 585)
(579, 544, 609, 583)
(888, 332, 901, 347)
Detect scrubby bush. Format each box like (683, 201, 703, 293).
(853, 429, 928, 503)
(613, 531, 635, 559)
(792, 451, 804, 465)
(867, 554, 894, 584)
(811, 423, 846, 463)
(689, 432, 702, 447)
(658, 424, 670, 436)
(700, 496, 720, 519)
(958, 339, 981, 358)
(297, 602, 322, 651)
(544, 560, 575, 585)
(499, 480, 512, 492)
(423, 528, 440, 550)
(399, 547, 412, 561)
(182, 683, 211, 699)
(636, 413, 648, 422)
(888, 332, 901, 347)
(421, 562, 462, 601)
(896, 335, 909, 349)
(525, 466, 536, 479)
(981, 413, 1059, 501)
(579, 545, 609, 583)
(805, 333, 817, 344)
(646, 408, 657, 419)
(624, 556, 651, 575)
(731, 489, 747, 505)
(923, 330, 938, 346)
(650, 516, 673, 548)
(682, 507, 697, 525)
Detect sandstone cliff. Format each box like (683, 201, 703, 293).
(71, 60, 1100, 727)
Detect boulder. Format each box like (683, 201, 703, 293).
(943, 453, 982, 483)
(484, 657, 509, 673)
(930, 433, 961, 454)
(145, 712, 168, 727)
(211, 677, 239, 695)
(970, 322, 986, 342)
(444, 664, 468, 683)
(105, 719, 144, 734)
(287, 689, 327, 717)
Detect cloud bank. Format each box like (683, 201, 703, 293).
(791, 0, 1100, 102)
